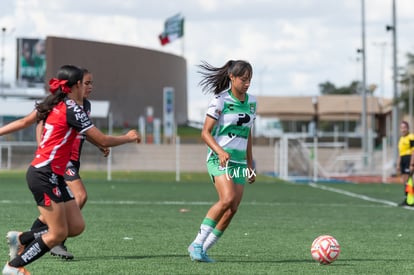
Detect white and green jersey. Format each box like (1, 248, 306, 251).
(206, 89, 257, 164)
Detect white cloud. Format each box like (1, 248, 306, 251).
(0, 0, 414, 121)
(290, 72, 311, 91)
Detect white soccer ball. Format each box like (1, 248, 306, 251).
(310, 235, 341, 265)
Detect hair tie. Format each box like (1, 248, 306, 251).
(48, 78, 71, 94)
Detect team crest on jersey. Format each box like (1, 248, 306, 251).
(66, 99, 77, 108)
(249, 103, 256, 114)
(66, 99, 84, 114)
(208, 102, 221, 116)
(66, 168, 76, 177)
(52, 186, 62, 198)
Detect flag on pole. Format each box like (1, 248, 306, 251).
(159, 14, 184, 46)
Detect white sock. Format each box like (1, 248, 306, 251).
(203, 233, 220, 252)
(194, 224, 214, 245)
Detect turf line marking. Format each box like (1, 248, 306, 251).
(0, 194, 409, 209)
(0, 199, 390, 208)
(308, 182, 414, 210)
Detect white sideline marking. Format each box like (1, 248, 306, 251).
(0, 199, 401, 208)
(0, 200, 215, 206)
(0, 183, 411, 209)
(308, 182, 414, 210)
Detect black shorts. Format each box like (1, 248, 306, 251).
(26, 165, 75, 207)
(64, 160, 81, 182)
(400, 155, 411, 175)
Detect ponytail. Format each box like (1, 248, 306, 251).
(36, 65, 83, 123)
(198, 60, 252, 95)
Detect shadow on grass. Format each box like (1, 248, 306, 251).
(73, 254, 188, 262)
(219, 257, 409, 264)
(49, 254, 409, 265)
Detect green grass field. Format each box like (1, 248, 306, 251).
(0, 171, 413, 274)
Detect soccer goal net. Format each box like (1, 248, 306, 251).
(275, 135, 391, 182)
(276, 136, 325, 181)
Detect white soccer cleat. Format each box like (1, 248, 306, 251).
(2, 262, 30, 275)
(6, 231, 22, 261)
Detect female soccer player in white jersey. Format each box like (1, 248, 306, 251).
(188, 60, 256, 262)
(2, 65, 140, 275)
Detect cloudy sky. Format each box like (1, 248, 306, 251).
(1, 0, 414, 121)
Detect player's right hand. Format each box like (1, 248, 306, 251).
(126, 129, 141, 143)
(218, 151, 230, 168)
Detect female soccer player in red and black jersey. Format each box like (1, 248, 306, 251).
(30, 69, 109, 260)
(2, 65, 140, 275)
(0, 69, 109, 260)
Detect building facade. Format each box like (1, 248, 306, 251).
(45, 36, 188, 128)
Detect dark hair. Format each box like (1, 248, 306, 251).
(198, 60, 253, 94)
(36, 65, 83, 122)
(401, 120, 410, 129)
(80, 68, 90, 75)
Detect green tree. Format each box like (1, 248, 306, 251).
(398, 52, 414, 113)
(318, 80, 361, 95)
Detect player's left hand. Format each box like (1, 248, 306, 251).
(248, 168, 256, 184)
(101, 147, 110, 157)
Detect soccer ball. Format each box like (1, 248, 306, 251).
(310, 235, 340, 265)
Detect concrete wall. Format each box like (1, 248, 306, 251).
(1, 143, 381, 178)
(0, 143, 276, 173)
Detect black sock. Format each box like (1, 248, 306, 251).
(9, 237, 50, 267)
(19, 226, 48, 246)
(30, 218, 47, 230)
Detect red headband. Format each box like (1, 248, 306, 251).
(49, 78, 71, 94)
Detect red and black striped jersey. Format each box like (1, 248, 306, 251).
(32, 98, 94, 175)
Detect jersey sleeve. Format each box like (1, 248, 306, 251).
(83, 99, 92, 116)
(65, 99, 94, 133)
(410, 134, 414, 148)
(206, 94, 224, 120)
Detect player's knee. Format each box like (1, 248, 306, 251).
(69, 221, 85, 237)
(76, 192, 88, 208)
(219, 196, 236, 210)
(47, 227, 69, 244)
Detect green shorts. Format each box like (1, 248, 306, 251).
(206, 157, 248, 185)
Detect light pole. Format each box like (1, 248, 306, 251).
(410, 76, 413, 128)
(1, 27, 6, 95)
(345, 99, 349, 150)
(360, 0, 368, 167)
(386, 0, 399, 167)
(312, 96, 318, 183)
(407, 64, 414, 128)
